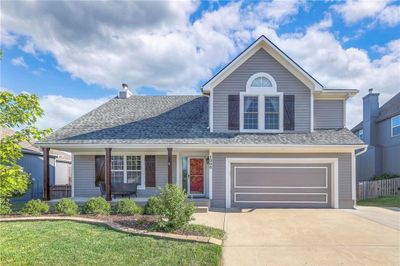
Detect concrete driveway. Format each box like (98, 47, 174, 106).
(193, 208, 400, 266)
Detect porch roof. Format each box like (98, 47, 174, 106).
(37, 95, 364, 147)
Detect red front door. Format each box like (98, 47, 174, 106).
(189, 158, 204, 194)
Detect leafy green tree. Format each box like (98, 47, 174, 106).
(0, 91, 52, 198)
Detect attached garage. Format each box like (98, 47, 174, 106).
(225, 158, 339, 209)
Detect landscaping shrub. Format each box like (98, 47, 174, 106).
(144, 196, 163, 215)
(55, 198, 79, 215)
(83, 197, 110, 215)
(22, 199, 49, 215)
(114, 199, 141, 215)
(152, 185, 195, 232)
(0, 198, 12, 215)
(372, 173, 399, 180)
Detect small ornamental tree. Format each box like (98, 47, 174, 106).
(0, 91, 52, 201)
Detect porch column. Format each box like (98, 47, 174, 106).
(105, 148, 112, 201)
(167, 148, 173, 184)
(43, 147, 50, 201)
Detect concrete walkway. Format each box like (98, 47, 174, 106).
(350, 206, 400, 230)
(193, 208, 400, 266)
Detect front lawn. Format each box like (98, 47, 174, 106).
(357, 196, 400, 208)
(0, 221, 221, 266)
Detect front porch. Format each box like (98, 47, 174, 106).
(41, 147, 212, 209)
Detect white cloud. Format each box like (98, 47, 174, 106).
(10, 56, 28, 68)
(258, 0, 307, 25)
(37, 95, 110, 130)
(333, 0, 391, 24)
(378, 5, 400, 26)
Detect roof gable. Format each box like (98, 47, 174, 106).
(202, 35, 324, 94)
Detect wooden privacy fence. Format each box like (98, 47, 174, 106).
(50, 185, 71, 199)
(357, 177, 400, 200)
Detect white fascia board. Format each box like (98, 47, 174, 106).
(38, 143, 367, 152)
(314, 89, 359, 100)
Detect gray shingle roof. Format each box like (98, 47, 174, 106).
(351, 92, 400, 132)
(41, 95, 363, 146)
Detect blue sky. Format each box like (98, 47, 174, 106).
(1, 0, 399, 129)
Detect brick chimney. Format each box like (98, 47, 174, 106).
(362, 88, 379, 145)
(118, 83, 132, 99)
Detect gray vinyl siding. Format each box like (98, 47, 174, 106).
(74, 155, 177, 197)
(74, 155, 100, 197)
(213, 48, 311, 133)
(12, 154, 56, 202)
(314, 100, 345, 129)
(211, 153, 353, 209)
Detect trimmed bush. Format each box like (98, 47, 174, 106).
(153, 185, 195, 232)
(22, 199, 49, 215)
(114, 199, 141, 215)
(144, 196, 163, 215)
(55, 198, 79, 215)
(0, 198, 12, 215)
(83, 197, 110, 215)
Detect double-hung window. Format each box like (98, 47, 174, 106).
(392, 115, 400, 137)
(243, 96, 259, 129)
(264, 96, 280, 130)
(240, 72, 283, 132)
(111, 155, 144, 188)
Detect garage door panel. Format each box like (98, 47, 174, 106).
(234, 193, 328, 204)
(234, 167, 327, 188)
(231, 163, 331, 208)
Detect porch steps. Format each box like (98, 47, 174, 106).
(189, 198, 210, 213)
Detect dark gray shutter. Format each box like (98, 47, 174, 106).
(95, 155, 105, 187)
(284, 95, 295, 131)
(228, 95, 240, 130)
(145, 155, 156, 187)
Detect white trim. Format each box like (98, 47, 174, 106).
(234, 192, 328, 204)
(246, 72, 277, 92)
(110, 155, 145, 190)
(233, 166, 328, 189)
(187, 157, 206, 197)
(71, 154, 75, 197)
(202, 36, 323, 93)
(240, 92, 284, 133)
(310, 93, 314, 132)
(225, 157, 339, 209)
(351, 150, 356, 203)
(391, 114, 400, 137)
(343, 99, 346, 128)
(209, 151, 213, 200)
(209, 93, 213, 132)
(176, 152, 181, 187)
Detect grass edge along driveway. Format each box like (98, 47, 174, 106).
(357, 196, 400, 208)
(0, 221, 221, 266)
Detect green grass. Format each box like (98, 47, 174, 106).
(0, 221, 222, 266)
(357, 196, 400, 207)
(180, 224, 225, 240)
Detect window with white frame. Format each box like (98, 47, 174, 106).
(243, 96, 259, 129)
(240, 72, 283, 132)
(111, 155, 144, 187)
(392, 115, 400, 137)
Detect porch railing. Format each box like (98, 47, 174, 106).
(50, 185, 71, 199)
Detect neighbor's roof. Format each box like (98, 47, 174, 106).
(351, 92, 400, 132)
(39, 95, 363, 146)
(1, 127, 71, 160)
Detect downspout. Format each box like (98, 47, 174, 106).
(353, 146, 368, 207)
(355, 146, 368, 157)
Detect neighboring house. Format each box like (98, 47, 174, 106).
(0, 128, 72, 202)
(351, 90, 400, 181)
(37, 36, 366, 209)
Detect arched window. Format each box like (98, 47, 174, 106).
(246, 72, 277, 92)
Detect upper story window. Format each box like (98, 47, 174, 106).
(392, 115, 400, 137)
(357, 129, 364, 140)
(240, 72, 283, 132)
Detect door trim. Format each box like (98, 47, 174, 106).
(225, 158, 339, 209)
(188, 157, 206, 197)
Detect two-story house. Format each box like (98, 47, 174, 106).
(352, 90, 400, 181)
(37, 36, 365, 209)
